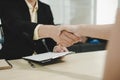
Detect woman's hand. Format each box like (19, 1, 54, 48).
(53, 45, 68, 53)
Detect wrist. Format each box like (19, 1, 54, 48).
(75, 24, 85, 36)
(38, 25, 50, 38)
(38, 25, 61, 39)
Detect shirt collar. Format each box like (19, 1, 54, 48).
(25, 0, 38, 10)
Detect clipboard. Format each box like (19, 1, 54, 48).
(23, 52, 73, 64)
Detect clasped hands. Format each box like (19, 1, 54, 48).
(38, 25, 84, 47)
(57, 25, 83, 47)
(47, 25, 82, 47)
(57, 30, 80, 47)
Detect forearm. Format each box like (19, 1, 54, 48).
(77, 24, 114, 40)
(37, 25, 61, 39)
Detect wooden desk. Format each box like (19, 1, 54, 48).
(0, 50, 106, 80)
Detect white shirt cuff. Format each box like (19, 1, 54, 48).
(33, 24, 42, 40)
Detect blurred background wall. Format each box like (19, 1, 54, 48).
(40, 0, 117, 25)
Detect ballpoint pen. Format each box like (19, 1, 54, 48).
(42, 39, 50, 52)
(28, 61, 35, 68)
(5, 60, 13, 68)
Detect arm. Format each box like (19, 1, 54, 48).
(61, 24, 114, 40)
(103, 8, 120, 80)
(77, 24, 114, 40)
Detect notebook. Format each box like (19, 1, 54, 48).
(23, 52, 73, 63)
(0, 59, 12, 70)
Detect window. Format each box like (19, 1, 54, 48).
(96, 0, 118, 24)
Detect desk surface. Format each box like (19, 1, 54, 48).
(0, 50, 107, 80)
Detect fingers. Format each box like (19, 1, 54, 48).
(61, 30, 80, 42)
(58, 30, 81, 47)
(53, 45, 69, 53)
(59, 25, 79, 35)
(80, 36, 88, 43)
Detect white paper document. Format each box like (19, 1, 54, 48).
(23, 52, 72, 62)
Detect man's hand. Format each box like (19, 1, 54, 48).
(59, 25, 81, 37)
(58, 30, 81, 47)
(53, 45, 68, 53)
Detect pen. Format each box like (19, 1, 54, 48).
(42, 39, 50, 52)
(5, 60, 13, 68)
(28, 61, 35, 68)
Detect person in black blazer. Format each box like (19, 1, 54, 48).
(0, 0, 68, 60)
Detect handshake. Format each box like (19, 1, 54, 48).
(38, 25, 86, 47)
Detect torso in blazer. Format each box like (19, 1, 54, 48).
(0, 0, 56, 59)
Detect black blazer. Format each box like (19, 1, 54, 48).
(0, 0, 56, 59)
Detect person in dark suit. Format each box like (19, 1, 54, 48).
(0, 0, 68, 60)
